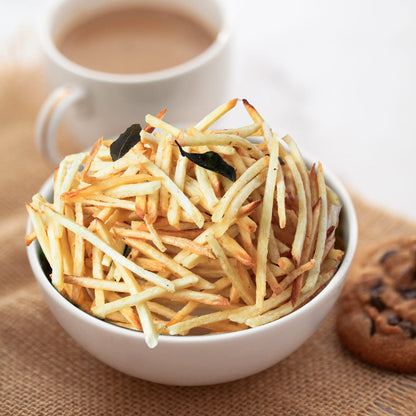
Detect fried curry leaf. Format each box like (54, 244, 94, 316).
(123, 245, 132, 258)
(110, 124, 142, 161)
(38, 246, 52, 278)
(175, 140, 236, 181)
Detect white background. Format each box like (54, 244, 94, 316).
(1, 0, 415, 221)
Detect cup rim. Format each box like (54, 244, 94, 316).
(26, 150, 358, 346)
(38, 0, 232, 84)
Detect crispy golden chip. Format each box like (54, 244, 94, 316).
(212, 156, 269, 223)
(218, 233, 254, 268)
(41, 205, 175, 292)
(144, 216, 167, 252)
(92, 276, 198, 317)
(255, 132, 280, 307)
(26, 202, 51, 262)
(47, 224, 64, 291)
(208, 123, 261, 138)
(216, 170, 267, 238)
(166, 301, 198, 327)
(167, 138, 187, 229)
(178, 134, 264, 159)
(112, 227, 214, 258)
(194, 98, 238, 131)
(284, 155, 307, 266)
(80, 136, 103, 182)
(123, 237, 214, 290)
(133, 150, 205, 228)
(160, 289, 230, 307)
(159, 133, 174, 213)
(143, 108, 167, 134)
(144, 114, 181, 137)
(114, 263, 159, 348)
(195, 164, 218, 212)
(167, 308, 239, 336)
(91, 245, 105, 307)
(207, 233, 254, 305)
(303, 163, 328, 292)
(64, 275, 129, 292)
(106, 292, 143, 331)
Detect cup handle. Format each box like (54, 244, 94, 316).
(35, 85, 86, 166)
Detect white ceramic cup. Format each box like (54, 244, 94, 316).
(35, 0, 232, 166)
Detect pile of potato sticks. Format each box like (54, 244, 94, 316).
(26, 99, 344, 348)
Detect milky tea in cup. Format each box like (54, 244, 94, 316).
(36, 0, 231, 165)
(56, 7, 216, 75)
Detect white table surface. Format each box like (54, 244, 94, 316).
(1, 0, 415, 221)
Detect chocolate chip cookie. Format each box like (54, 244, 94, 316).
(336, 236, 416, 372)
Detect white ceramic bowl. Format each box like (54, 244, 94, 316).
(26, 155, 357, 386)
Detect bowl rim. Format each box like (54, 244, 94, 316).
(26, 152, 358, 345)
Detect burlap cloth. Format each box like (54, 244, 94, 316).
(0, 64, 415, 416)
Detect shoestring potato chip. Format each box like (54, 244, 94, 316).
(26, 98, 344, 348)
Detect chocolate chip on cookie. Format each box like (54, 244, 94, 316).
(336, 236, 416, 373)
